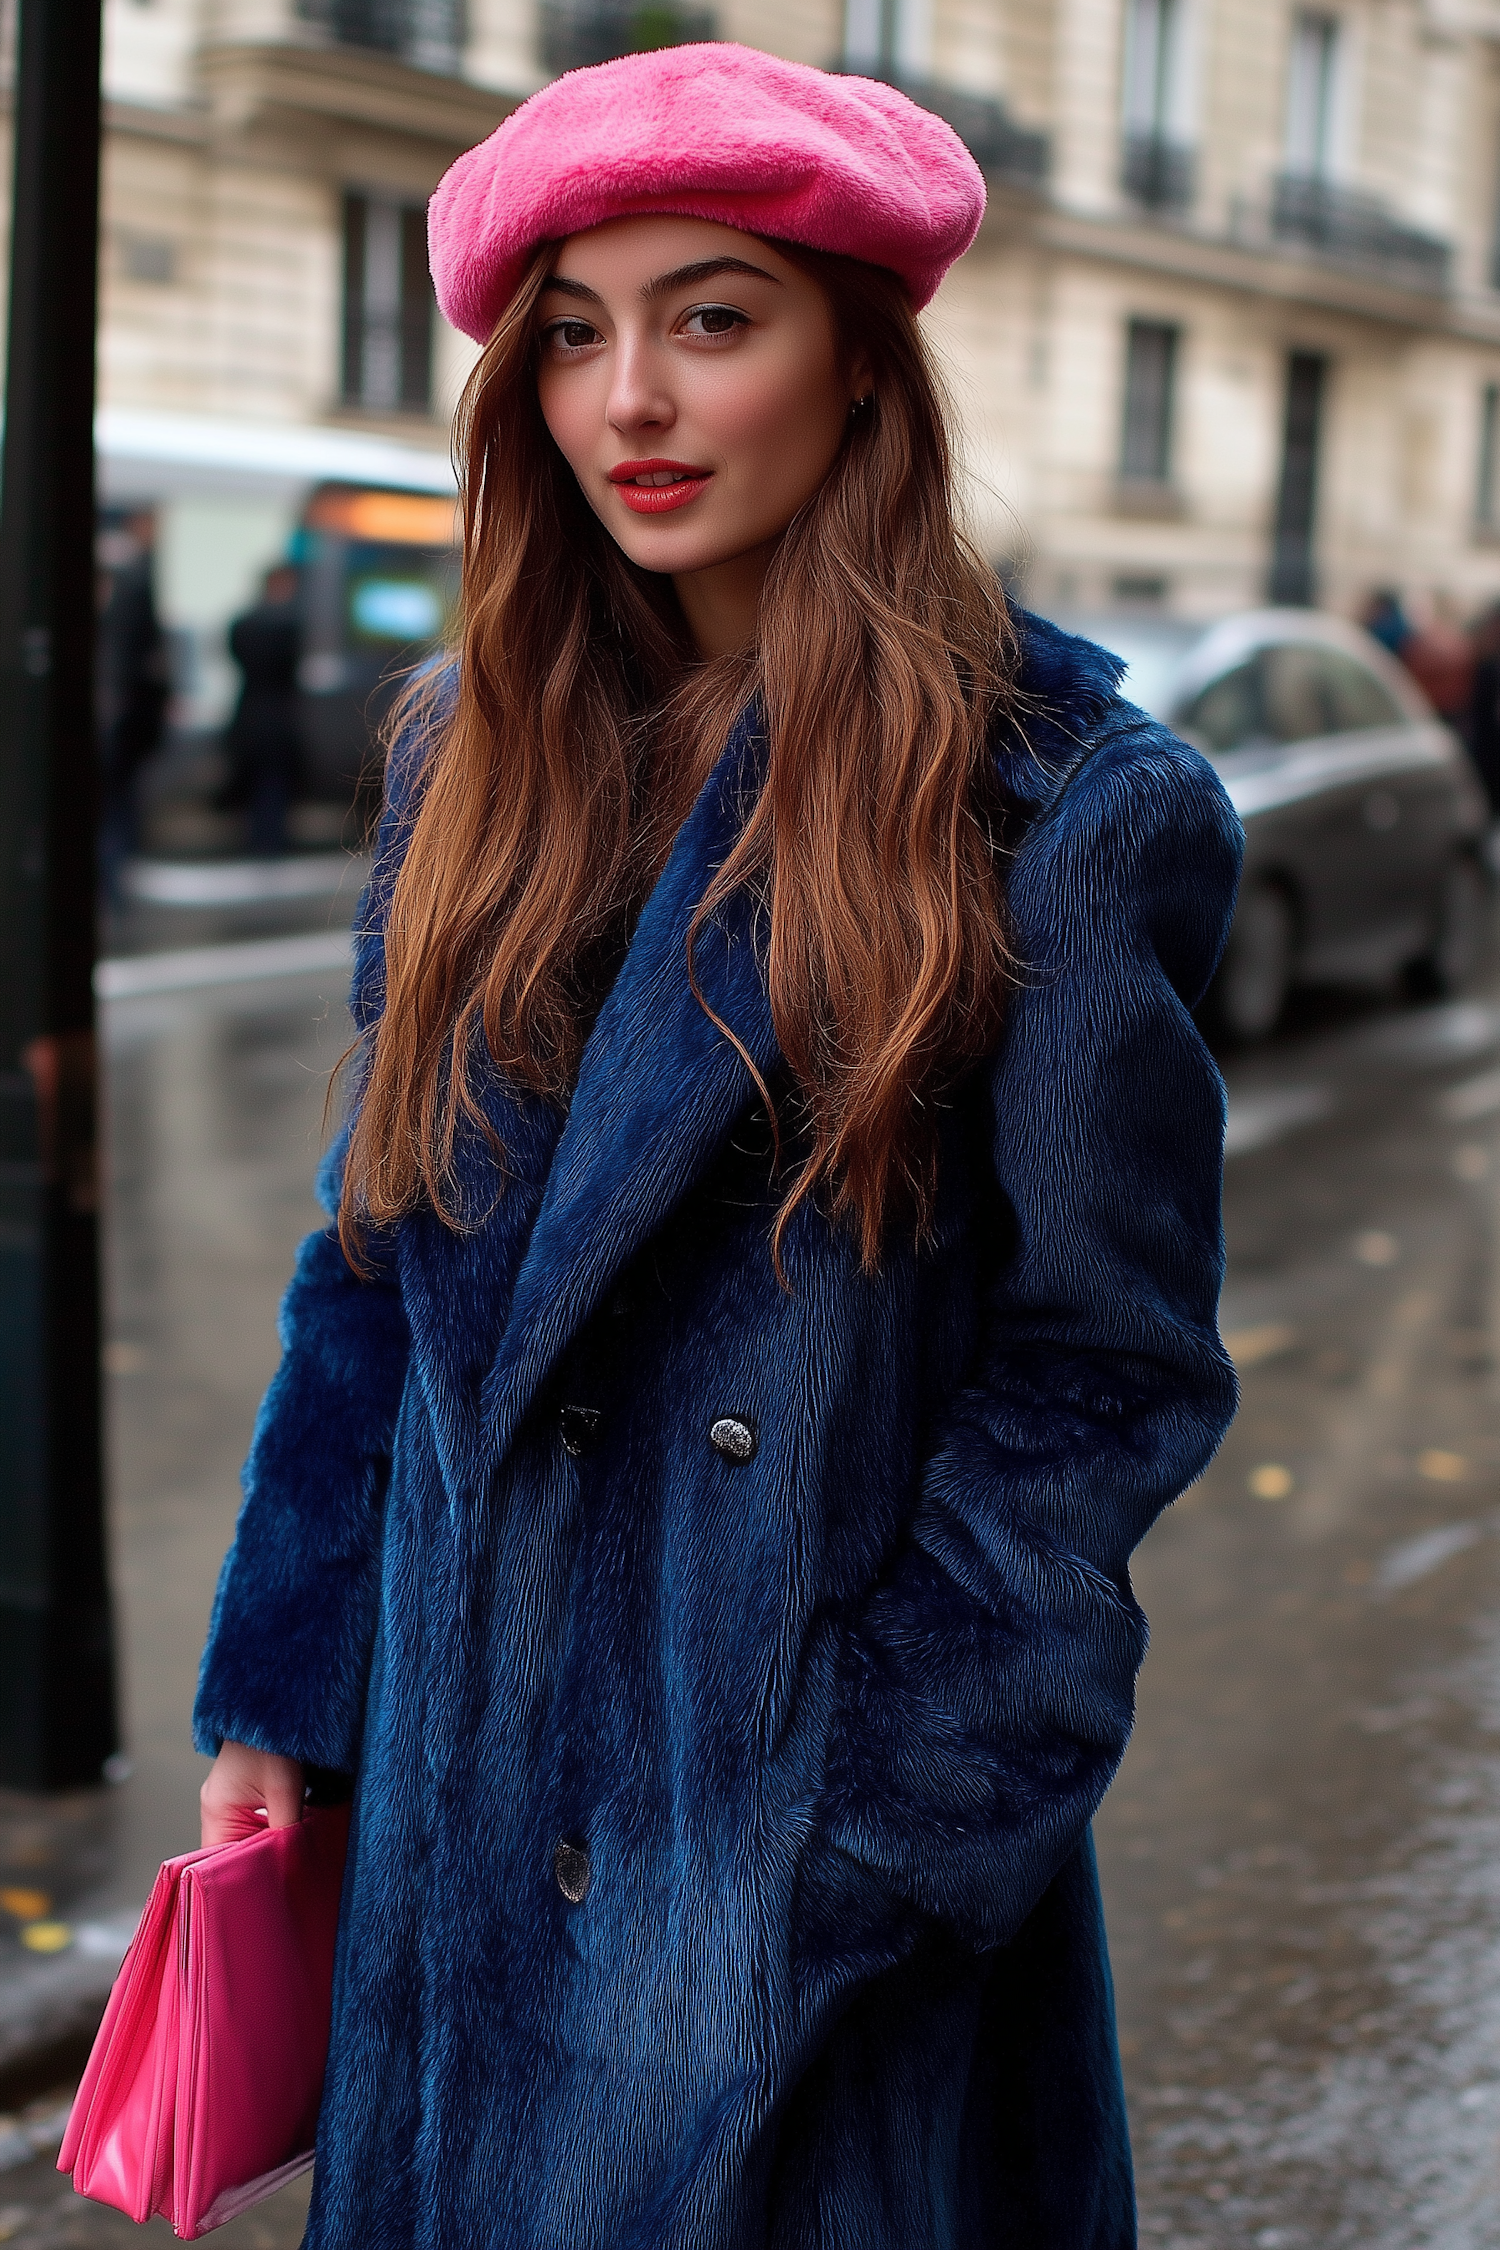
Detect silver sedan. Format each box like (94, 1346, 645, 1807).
(1054, 607, 1492, 1039)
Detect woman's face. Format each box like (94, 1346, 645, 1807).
(535, 216, 866, 646)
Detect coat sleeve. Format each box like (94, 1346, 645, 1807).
(815, 716, 1244, 1948)
(192, 696, 441, 1769)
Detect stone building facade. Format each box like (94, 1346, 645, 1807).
(54, 0, 1500, 664)
(927, 0, 1500, 625)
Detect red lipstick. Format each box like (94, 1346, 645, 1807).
(608, 457, 713, 514)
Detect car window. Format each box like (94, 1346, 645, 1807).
(1321, 650, 1406, 731)
(1260, 642, 1405, 742)
(1174, 659, 1263, 753)
(1260, 644, 1345, 742)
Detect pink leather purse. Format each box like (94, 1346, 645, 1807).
(58, 1806, 350, 2239)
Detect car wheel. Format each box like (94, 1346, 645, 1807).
(1205, 879, 1295, 1043)
(1408, 852, 1490, 998)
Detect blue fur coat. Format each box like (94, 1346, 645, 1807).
(195, 613, 1242, 2249)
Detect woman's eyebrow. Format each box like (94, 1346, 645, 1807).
(641, 257, 782, 301)
(541, 257, 782, 306)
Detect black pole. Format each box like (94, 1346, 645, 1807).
(0, 0, 117, 1788)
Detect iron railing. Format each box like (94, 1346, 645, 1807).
(1121, 131, 1195, 215)
(1271, 173, 1450, 293)
(299, 0, 465, 74)
(537, 0, 714, 73)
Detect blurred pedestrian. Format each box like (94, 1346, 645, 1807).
(1468, 600, 1500, 813)
(1397, 595, 1475, 738)
(191, 48, 1241, 2250)
(1360, 586, 1411, 655)
(96, 508, 170, 900)
(221, 563, 304, 856)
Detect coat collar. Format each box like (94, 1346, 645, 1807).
(997, 609, 1127, 814)
(478, 703, 779, 1460)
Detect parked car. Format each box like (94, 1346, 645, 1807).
(1049, 607, 1492, 1038)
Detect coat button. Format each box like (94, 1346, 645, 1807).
(559, 1404, 602, 1458)
(709, 1415, 757, 1463)
(553, 1838, 590, 1904)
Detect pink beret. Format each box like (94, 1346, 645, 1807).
(428, 43, 986, 340)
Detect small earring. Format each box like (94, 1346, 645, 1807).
(849, 393, 872, 419)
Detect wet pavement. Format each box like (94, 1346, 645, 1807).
(1100, 988, 1500, 2250)
(4, 897, 1500, 2243)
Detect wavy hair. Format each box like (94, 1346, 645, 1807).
(340, 239, 1020, 1274)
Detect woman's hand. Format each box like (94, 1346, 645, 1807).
(200, 1738, 304, 1847)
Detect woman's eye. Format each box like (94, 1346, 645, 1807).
(681, 305, 747, 339)
(546, 320, 601, 352)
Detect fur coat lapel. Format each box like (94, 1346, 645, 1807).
(477, 704, 778, 1461)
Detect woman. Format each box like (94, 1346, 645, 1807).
(195, 45, 1242, 2249)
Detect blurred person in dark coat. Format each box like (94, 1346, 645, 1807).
(1468, 602, 1500, 815)
(1363, 586, 1476, 744)
(1360, 587, 1411, 656)
(1398, 597, 1475, 739)
(97, 509, 170, 898)
(222, 563, 305, 856)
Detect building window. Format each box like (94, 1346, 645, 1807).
(1119, 319, 1179, 485)
(301, 0, 466, 74)
(843, 0, 931, 80)
(538, 0, 715, 74)
(1120, 0, 1194, 211)
(1284, 10, 1340, 181)
(836, 0, 1050, 185)
(1273, 13, 1449, 290)
(342, 194, 432, 414)
(1270, 350, 1327, 606)
(1478, 384, 1500, 528)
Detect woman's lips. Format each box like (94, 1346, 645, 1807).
(608, 458, 713, 515)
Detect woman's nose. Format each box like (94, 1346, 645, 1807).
(606, 337, 674, 438)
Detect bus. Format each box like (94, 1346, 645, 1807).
(97, 405, 459, 856)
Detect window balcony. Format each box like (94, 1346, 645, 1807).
(537, 0, 715, 75)
(839, 74, 1048, 192)
(1271, 173, 1450, 293)
(1121, 131, 1195, 216)
(298, 0, 466, 75)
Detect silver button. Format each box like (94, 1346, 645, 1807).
(709, 1415, 757, 1463)
(553, 1838, 590, 1903)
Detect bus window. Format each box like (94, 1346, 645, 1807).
(295, 481, 459, 829)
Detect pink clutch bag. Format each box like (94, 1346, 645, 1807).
(58, 1806, 349, 2239)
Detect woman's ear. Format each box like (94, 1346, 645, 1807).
(848, 346, 874, 412)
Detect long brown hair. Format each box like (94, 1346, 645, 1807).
(341, 238, 1019, 1274)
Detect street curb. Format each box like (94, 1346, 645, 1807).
(0, 1912, 136, 2078)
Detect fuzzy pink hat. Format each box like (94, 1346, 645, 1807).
(428, 44, 986, 340)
